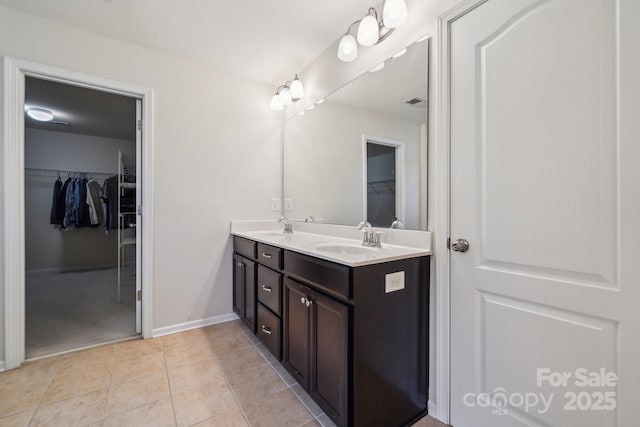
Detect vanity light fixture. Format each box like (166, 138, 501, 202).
(337, 0, 408, 63)
(317, 98, 325, 104)
(392, 48, 407, 58)
(271, 75, 305, 111)
(26, 107, 54, 122)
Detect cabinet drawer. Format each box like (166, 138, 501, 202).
(257, 265, 282, 316)
(257, 304, 281, 360)
(284, 251, 351, 300)
(257, 243, 282, 271)
(233, 236, 256, 260)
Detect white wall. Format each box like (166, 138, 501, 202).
(24, 128, 135, 272)
(284, 100, 421, 228)
(0, 5, 282, 364)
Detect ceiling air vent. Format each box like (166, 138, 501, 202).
(404, 97, 426, 108)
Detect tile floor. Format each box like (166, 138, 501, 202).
(0, 320, 447, 427)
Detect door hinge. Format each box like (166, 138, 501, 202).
(137, 290, 142, 301)
(137, 205, 142, 215)
(447, 238, 451, 249)
(137, 120, 142, 131)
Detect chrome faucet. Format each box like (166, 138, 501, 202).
(357, 221, 383, 247)
(390, 218, 405, 229)
(279, 216, 293, 234)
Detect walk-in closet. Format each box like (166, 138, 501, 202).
(24, 76, 140, 358)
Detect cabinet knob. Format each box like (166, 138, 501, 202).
(305, 299, 313, 307)
(300, 297, 306, 305)
(261, 325, 272, 335)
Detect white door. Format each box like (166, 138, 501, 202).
(135, 99, 142, 334)
(449, 1, 640, 426)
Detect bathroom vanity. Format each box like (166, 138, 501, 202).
(231, 223, 431, 427)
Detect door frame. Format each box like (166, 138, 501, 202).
(361, 134, 406, 226)
(434, 0, 488, 423)
(2, 57, 155, 370)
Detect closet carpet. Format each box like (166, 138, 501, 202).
(26, 268, 137, 359)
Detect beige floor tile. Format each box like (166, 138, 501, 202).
(106, 371, 170, 416)
(242, 388, 313, 427)
(111, 350, 166, 384)
(202, 321, 244, 338)
(0, 410, 34, 427)
(193, 408, 248, 427)
(226, 365, 287, 405)
(412, 415, 449, 427)
(300, 420, 322, 427)
(104, 397, 175, 427)
(31, 388, 108, 427)
(172, 382, 238, 427)
(216, 346, 268, 377)
(0, 381, 48, 418)
(0, 358, 62, 391)
(207, 330, 253, 356)
(40, 361, 112, 405)
(160, 329, 208, 351)
(54, 345, 115, 376)
(164, 340, 214, 370)
(168, 360, 226, 395)
(114, 338, 163, 361)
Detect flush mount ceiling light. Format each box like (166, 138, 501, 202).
(337, 0, 408, 63)
(271, 75, 305, 111)
(26, 107, 54, 122)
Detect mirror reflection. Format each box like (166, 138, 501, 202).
(284, 38, 428, 230)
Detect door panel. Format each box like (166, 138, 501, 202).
(135, 99, 142, 334)
(233, 255, 244, 317)
(283, 279, 310, 389)
(243, 259, 256, 332)
(450, 0, 639, 426)
(309, 290, 349, 426)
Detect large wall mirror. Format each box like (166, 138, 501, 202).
(284, 38, 428, 230)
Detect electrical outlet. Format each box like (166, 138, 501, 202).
(271, 198, 280, 212)
(385, 271, 405, 293)
(285, 198, 293, 212)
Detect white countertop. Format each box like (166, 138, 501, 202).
(230, 221, 432, 267)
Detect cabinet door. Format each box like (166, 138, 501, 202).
(309, 290, 349, 427)
(232, 254, 245, 318)
(283, 278, 310, 389)
(243, 258, 256, 333)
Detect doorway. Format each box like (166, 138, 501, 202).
(24, 76, 141, 358)
(362, 137, 405, 228)
(2, 57, 154, 370)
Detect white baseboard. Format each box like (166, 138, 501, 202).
(428, 400, 437, 419)
(151, 313, 240, 337)
(0, 360, 5, 372)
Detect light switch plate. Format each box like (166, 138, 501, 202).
(385, 271, 405, 293)
(271, 198, 280, 212)
(285, 198, 293, 212)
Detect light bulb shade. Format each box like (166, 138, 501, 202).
(270, 94, 283, 111)
(27, 108, 54, 122)
(279, 86, 293, 106)
(337, 33, 358, 62)
(357, 15, 379, 46)
(290, 76, 304, 100)
(383, 0, 407, 29)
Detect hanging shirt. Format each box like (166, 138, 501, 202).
(86, 179, 104, 226)
(63, 179, 76, 228)
(49, 178, 62, 225)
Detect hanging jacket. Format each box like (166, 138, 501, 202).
(86, 179, 104, 226)
(57, 178, 72, 229)
(49, 178, 62, 225)
(63, 179, 76, 228)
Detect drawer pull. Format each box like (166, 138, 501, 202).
(262, 253, 273, 259)
(261, 285, 273, 292)
(261, 325, 272, 335)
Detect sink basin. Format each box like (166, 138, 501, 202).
(312, 243, 378, 256)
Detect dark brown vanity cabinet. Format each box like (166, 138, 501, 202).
(233, 237, 257, 333)
(233, 236, 429, 427)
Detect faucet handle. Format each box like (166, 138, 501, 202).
(372, 231, 385, 247)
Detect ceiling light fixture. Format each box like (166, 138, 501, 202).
(337, 0, 408, 63)
(271, 75, 305, 111)
(26, 107, 54, 122)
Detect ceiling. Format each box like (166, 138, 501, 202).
(25, 76, 136, 140)
(327, 40, 427, 124)
(0, 0, 377, 86)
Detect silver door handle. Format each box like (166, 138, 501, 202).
(451, 239, 470, 253)
(261, 325, 272, 335)
(262, 285, 272, 292)
(262, 253, 272, 259)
